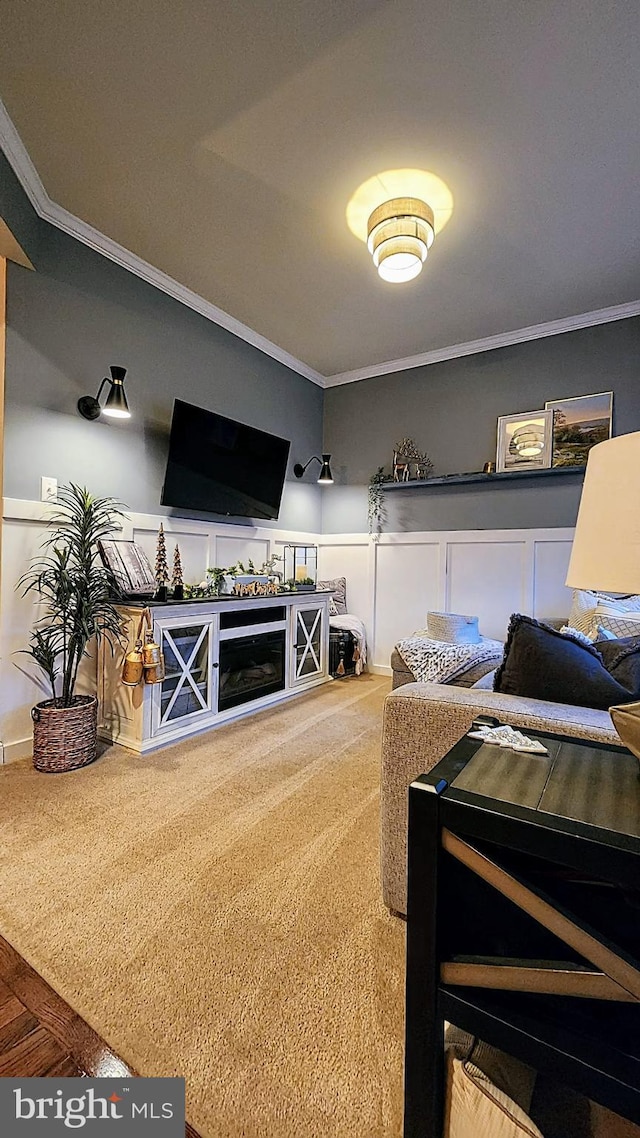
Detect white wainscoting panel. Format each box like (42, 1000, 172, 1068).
(316, 527, 576, 672)
(318, 540, 371, 629)
(533, 540, 574, 622)
(215, 534, 270, 574)
(1, 517, 54, 752)
(1, 497, 577, 754)
(446, 541, 528, 642)
(133, 525, 211, 586)
(373, 541, 441, 667)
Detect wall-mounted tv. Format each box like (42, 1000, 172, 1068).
(161, 400, 291, 521)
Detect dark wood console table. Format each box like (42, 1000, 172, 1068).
(404, 728, 640, 1137)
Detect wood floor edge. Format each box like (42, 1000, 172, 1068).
(0, 933, 202, 1137)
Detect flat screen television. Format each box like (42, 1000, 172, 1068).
(161, 400, 291, 520)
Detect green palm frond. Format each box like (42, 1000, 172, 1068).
(18, 484, 127, 706)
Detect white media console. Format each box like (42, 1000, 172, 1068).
(99, 591, 332, 754)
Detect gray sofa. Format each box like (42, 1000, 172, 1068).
(380, 681, 620, 915)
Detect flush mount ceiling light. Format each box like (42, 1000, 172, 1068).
(367, 197, 435, 283)
(78, 366, 131, 421)
(347, 168, 453, 284)
(293, 454, 333, 484)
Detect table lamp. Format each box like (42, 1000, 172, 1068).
(566, 431, 640, 756)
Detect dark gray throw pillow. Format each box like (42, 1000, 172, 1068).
(598, 635, 640, 694)
(494, 615, 640, 710)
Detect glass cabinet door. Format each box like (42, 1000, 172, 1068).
(292, 605, 325, 684)
(158, 623, 212, 726)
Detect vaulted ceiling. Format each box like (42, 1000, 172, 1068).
(1, 0, 639, 379)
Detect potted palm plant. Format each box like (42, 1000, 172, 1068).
(19, 484, 125, 772)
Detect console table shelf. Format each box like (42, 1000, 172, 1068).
(382, 466, 585, 490)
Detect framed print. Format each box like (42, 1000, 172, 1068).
(496, 409, 553, 473)
(98, 539, 156, 596)
(545, 391, 613, 468)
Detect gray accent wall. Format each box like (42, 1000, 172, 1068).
(0, 151, 43, 262)
(323, 318, 640, 533)
(2, 157, 323, 532)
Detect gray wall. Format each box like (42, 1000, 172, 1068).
(0, 151, 43, 263)
(1, 153, 323, 532)
(323, 318, 640, 532)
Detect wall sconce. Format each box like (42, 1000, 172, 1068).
(77, 366, 131, 420)
(293, 454, 333, 484)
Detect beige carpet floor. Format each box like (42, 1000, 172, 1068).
(0, 674, 405, 1136)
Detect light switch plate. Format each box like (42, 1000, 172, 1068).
(40, 476, 58, 503)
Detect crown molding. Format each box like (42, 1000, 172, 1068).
(2, 98, 639, 392)
(323, 299, 640, 387)
(0, 98, 324, 387)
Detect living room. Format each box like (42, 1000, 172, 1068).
(1, 3, 640, 1136)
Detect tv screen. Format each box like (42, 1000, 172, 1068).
(161, 400, 291, 520)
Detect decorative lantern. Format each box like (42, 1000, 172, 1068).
(284, 544, 318, 591)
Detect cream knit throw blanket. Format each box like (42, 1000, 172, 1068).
(396, 634, 503, 685)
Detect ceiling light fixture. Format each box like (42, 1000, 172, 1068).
(77, 366, 131, 421)
(293, 454, 333, 484)
(367, 197, 435, 283)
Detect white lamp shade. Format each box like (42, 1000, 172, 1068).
(366, 197, 434, 284)
(566, 432, 640, 593)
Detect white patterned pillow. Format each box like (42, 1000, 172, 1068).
(317, 577, 347, 614)
(596, 612, 640, 639)
(568, 590, 640, 638)
(567, 589, 598, 635)
(620, 594, 640, 612)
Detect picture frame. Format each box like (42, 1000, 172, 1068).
(98, 539, 156, 597)
(496, 409, 553, 474)
(544, 391, 613, 468)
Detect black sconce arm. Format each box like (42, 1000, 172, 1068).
(293, 454, 333, 484)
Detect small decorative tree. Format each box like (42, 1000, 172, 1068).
(172, 543, 184, 600)
(155, 523, 169, 600)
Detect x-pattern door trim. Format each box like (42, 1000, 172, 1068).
(296, 608, 321, 679)
(161, 625, 209, 724)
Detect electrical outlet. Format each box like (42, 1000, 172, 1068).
(40, 476, 58, 503)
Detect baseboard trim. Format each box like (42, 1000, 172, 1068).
(1, 737, 32, 764)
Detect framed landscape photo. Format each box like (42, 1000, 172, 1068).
(545, 391, 613, 468)
(496, 409, 553, 473)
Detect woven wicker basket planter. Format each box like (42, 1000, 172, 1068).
(426, 611, 480, 644)
(31, 695, 98, 773)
